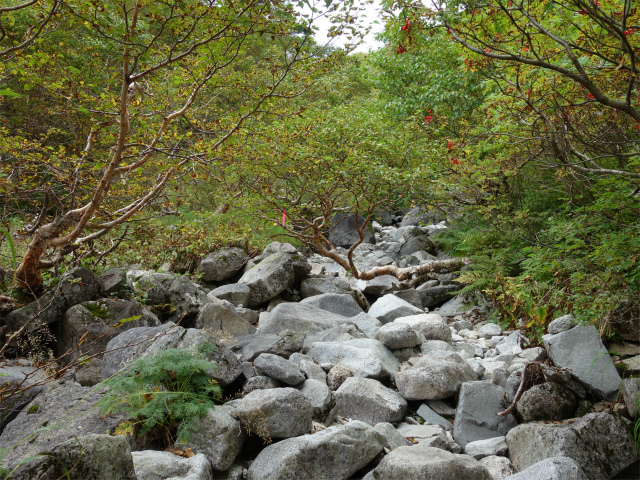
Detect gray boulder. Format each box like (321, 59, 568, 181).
(253, 353, 305, 385)
(368, 294, 424, 324)
(394, 351, 476, 400)
(542, 325, 621, 400)
(300, 277, 348, 298)
(504, 457, 587, 480)
(238, 252, 296, 307)
(207, 284, 251, 307)
(258, 303, 352, 336)
(417, 403, 453, 431)
(7, 434, 136, 480)
(477, 323, 503, 339)
(399, 206, 442, 227)
(289, 352, 327, 382)
(198, 247, 248, 282)
(418, 285, 459, 308)
(464, 436, 508, 459)
(351, 312, 382, 338)
(516, 382, 576, 422)
(453, 382, 517, 448)
(356, 275, 401, 296)
(295, 379, 332, 417)
(100, 267, 128, 296)
(308, 338, 400, 380)
(242, 376, 282, 395)
(335, 377, 407, 424)
(480, 456, 515, 480)
(397, 235, 435, 258)
(396, 423, 449, 449)
(506, 412, 636, 480)
(132, 451, 212, 480)
(247, 421, 385, 480)
(327, 365, 354, 391)
(300, 293, 363, 318)
(395, 313, 451, 341)
(373, 422, 413, 450)
(229, 333, 302, 362)
(393, 289, 424, 309)
(194, 301, 255, 338)
(328, 214, 376, 248)
(231, 388, 312, 439)
(372, 446, 492, 480)
(0, 383, 129, 469)
(547, 314, 579, 334)
(177, 406, 245, 471)
(376, 322, 421, 350)
(622, 378, 639, 417)
(0, 374, 43, 434)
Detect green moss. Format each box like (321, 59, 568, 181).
(84, 302, 111, 319)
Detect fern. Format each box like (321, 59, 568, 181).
(98, 347, 222, 444)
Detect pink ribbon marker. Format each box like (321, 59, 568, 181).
(282, 210, 286, 227)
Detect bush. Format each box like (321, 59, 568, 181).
(98, 346, 222, 445)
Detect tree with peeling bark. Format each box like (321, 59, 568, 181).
(0, 0, 362, 294)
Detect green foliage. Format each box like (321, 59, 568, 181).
(98, 347, 222, 444)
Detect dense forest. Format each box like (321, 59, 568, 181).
(1, 0, 639, 337)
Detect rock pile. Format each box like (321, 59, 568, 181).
(0, 207, 637, 479)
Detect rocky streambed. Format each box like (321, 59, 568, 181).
(0, 210, 638, 480)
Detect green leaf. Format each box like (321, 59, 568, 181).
(0, 88, 24, 98)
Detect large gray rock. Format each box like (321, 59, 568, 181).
(5, 267, 103, 331)
(418, 285, 459, 308)
(416, 403, 453, 431)
(198, 247, 248, 282)
(58, 299, 160, 363)
(542, 325, 621, 400)
(0, 383, 129, 469)
(328, 214, 376, 248)
(394, 313, 451, 341)
(547, 314, 579, 334)
(400, 206, 442, 227)
(394, 351, 476, 400)
(132, 451, 212, 480)
(101, 323, 242, 386)
(289, 353, 327, 382)
(300, 277, 349, 298)
(516, 382, 576, 422)
(194, 301, 255, 338)
(376, 322, 421, 350)
(477, 323, 503, 339)
(368, 295, 424, 325)
(247, 421, 385, 480)
(7, 434, 136, 480)
(100, 267, 128, 296)
(453, 382, 517, 448)
(228, 333, 302, 362)
(396, 423, 449, 449)
(231, 388, 312, 439)
(177, 406, 245, 471)
(356, 275, 402, 296)
(207, 284, 251, 307)
(622, 378, 639, 417)
(464, 436, 508, 459)
(480, 456, 515, 480)
(0, 374, 43, 434)
(295, 379, 332, 416)
(253, 353, 305, 385)
(504, 457, 587, 480)
(373, 422, 413, 450)
(239, 252, 296, 307)
(258, 303, 353, 336)
(308, 338, 400, 380)
(397, 235, 435, 258)
(300, 293, 363, 318)
(335, 377, 407, 424)
(506, 412, 637, 480)
(372, 446, 492, 480)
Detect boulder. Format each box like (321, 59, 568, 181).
(477, 323, 503, 339)
(289, 352, 327, 383)
(394, 351, 477, 400)
(416, 403, 453, 431)
(242, 376, 282, 395)
(229, 333, 301, 362)
(368, 295, 424, 325)
(351, 312, 382, 338)
(231, 388, 312, 439)
(418, 285, 459, 308)
(300, 277, 348, 298)
(246, 421, 385, 480)
(516, 382, 576, 422)
(394, 313, 451, 341)
(393, 289, 424, 309)
(334, 377, 407, 424)
(376, 322, 421, 350)
(100, 267, 128, 296)
(480, 456, 515, 480)
(504, 457, 587, 480)
(328, 214, 376, 248)
(300, 293, 363, 318)
(132, 451, 212, 480)
(258, 303, 352, 336)
(464, 436, 508, 459)
(295, 379, 332, 417)
(397, 235, 435, 258)
(373, 422, 413, 450)
(0, 374, 43, 435)
(194, 301, 255, 338)
(506, 412, 637, 480)
(0, 383, 129, 469)
(372, 446, 492, 480)
(622, 378, 639, 418)
(253, 353, 305, 386)
(238, 252, 296, 307)
(176, 406, 245, 471)
(207, 284, 251, 307)
(308, 338, 400, 380)
(327, 365, 354, 391)
(542, 325, 621, 400)
(400, 206, 442, 227)
(396, 423, 449, 449)
(198, 247, 248, 282)
(547, 314, 579, 334)
(356, 275, 402, 296)
(7, 434, 136, 480)
(453, 382, 517, 448)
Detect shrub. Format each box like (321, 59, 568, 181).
(98, 346, 222, 445)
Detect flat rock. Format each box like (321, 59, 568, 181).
(371, 446, 492, 480)
(543, 325, 621, 400)
(299, 293, 363, 318)
(335, 377, 407, 424)
(300, 277, 348, 298)
(417, 403, 453, 431)
(246, 421, 385, 480)
(477, 323, 502, 339)
(229, 333, 300, 362)
(373, 422, 412, 450)
(207, 284, 251, 307)
(308, 338, 400, 380)
(453, 381, 517, 448)
(396, 423, 449, 449)
(194, 301, 256, 338)
(253, 353, 305, 385)
(464, 436, 508, 459)
(504, 457, 587, 480)
(506, 412, 636, 480)
(368, 294, 424, 324)
(133, 451, 212, 480)
(258, 303, 353, 336)
(376, 322, 421, 350)
(394, 313, 451, 341)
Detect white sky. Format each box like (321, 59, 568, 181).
(307, 1, 386, 54)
